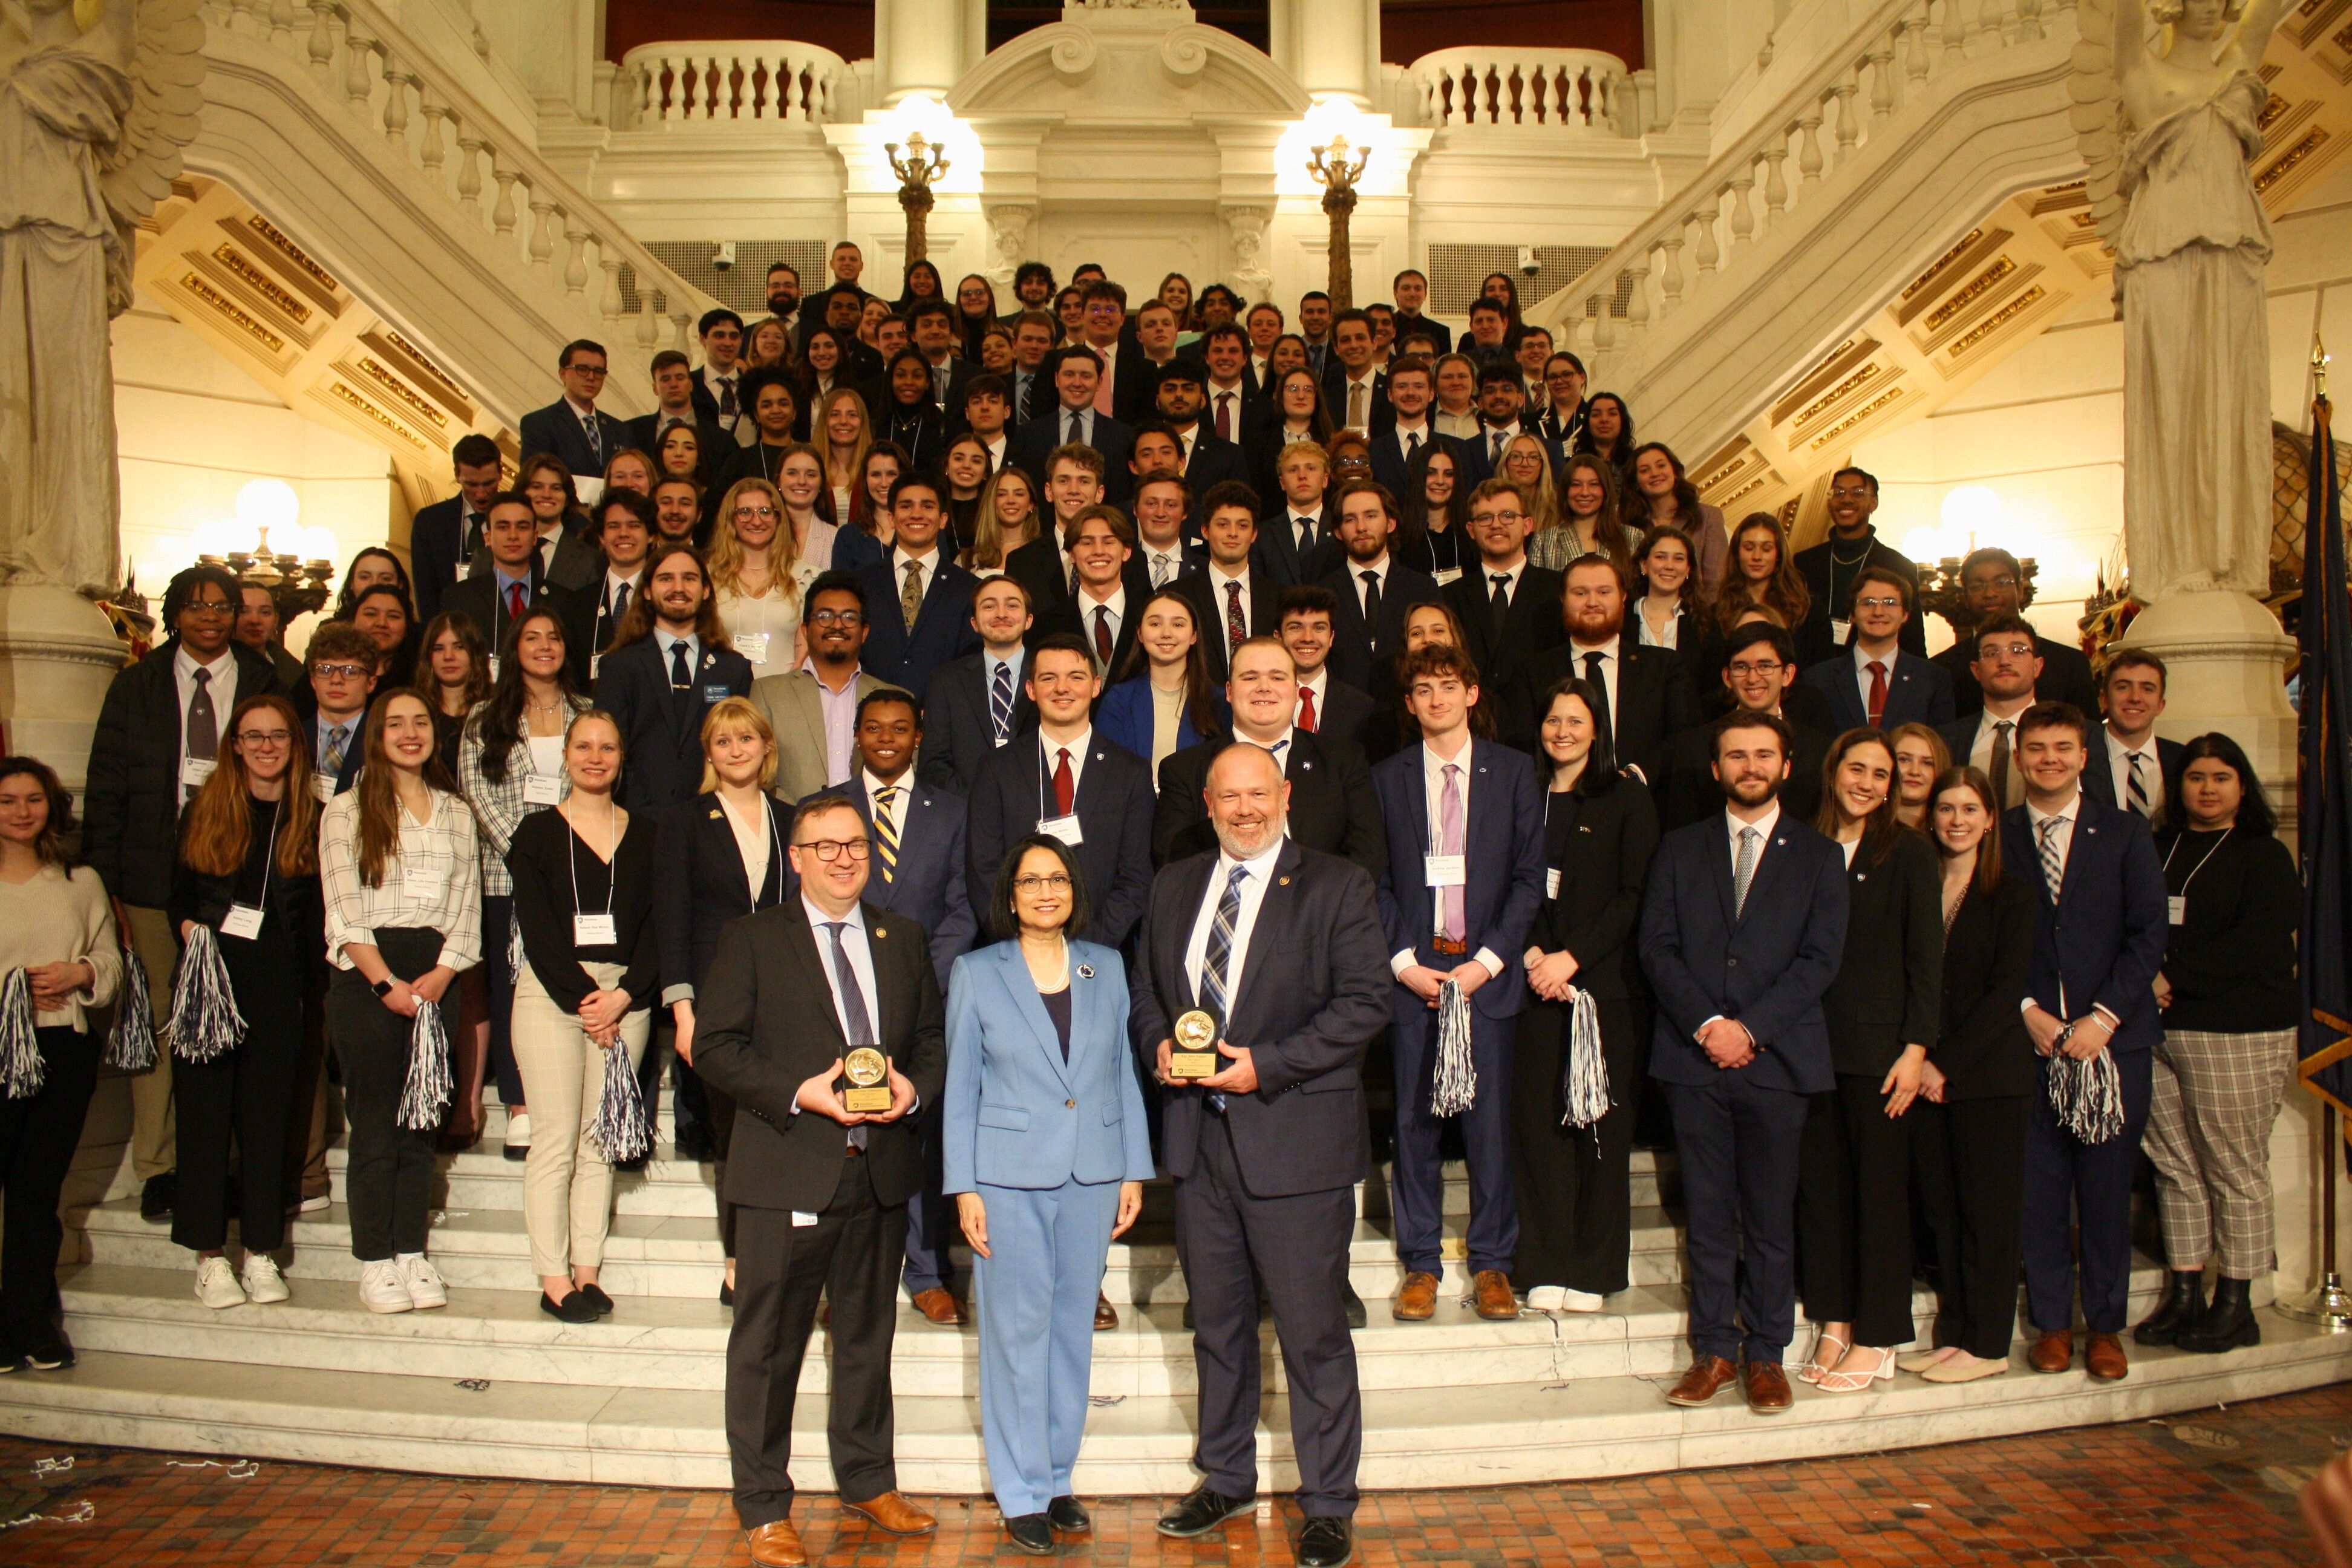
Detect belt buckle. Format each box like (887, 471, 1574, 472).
(1432, 936, 1468, 957)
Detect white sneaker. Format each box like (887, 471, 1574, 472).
(298, 1193, 330, 1213)
(503, 1109, 532, 1161)
(193, 1256, 246, 1310)
(397, 1252, 448, 1310)
(1524, 1285, 1566, 1311)
(240, 1253, 290, 1304)
(1560, 1289, 1607, 1313)
(359, 1259, 413, 1313)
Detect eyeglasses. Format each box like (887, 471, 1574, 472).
(235, 729, 293, 745)
(1728, 660, 1786, 676)
(182, 600, 234, 616)
(312, 664, 370, 681)
(1855, 596, 1904, 612)
(735, 506, 779, 520)
(1473, 510, 1526, 525)
(1828, 486, 1873, 501)
(1013, 874, 1073, 893)
(1981, 642, 2037, 660)
(570, 364, 609, 377)
(794, 838, 871, 861)
(807, 609, 864, 627)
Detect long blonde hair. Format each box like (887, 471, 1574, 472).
(708, 476, 803, 598)
(818, 386, 872, 492)
(1506, 433, 1563, 533)
(965, 466, 1041, 571)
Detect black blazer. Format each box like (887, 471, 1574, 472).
(518, 400, 632, 480)
(1526, 776, 1659, 1003)
(1445, 563, 1565, 691)
(1178, 429, 1251, 506)
(2081, 732, 2187, 815)
(1129, 839, 1393, 1197)
(627, 412, 728, 471)
(856, 555, 982, 704)
(596, 635, 756, 811)
(1639, 811, 1849, 1095)
(1037, 566, 1154, 688)
(1318, 560, 1443, 698)
(691, 898, 947, 1213)
(1509, 639, 1696, 786)
(1173, 567, 1280, 685)
(1819, 831, 1944, 1076)
(965, 733, 1157, 948)
(1793, 532, 1926, 661)
(1304, 676, 1376, 751)
(83, 640, 284, 908)
(1935, 876, 2040, 1099)
(915, 651, 1037, 794)
(654, 791, 791, 1004)
(442, 560, 579, 661)
(1935, 631, 2100, 719)
(1011, 408, 1135, 502)
(1252, 505, 1333, 589)
(1656, 714, 1829, 832)
(1368, 426, 1463, 500)
(1005, 534, 1073, 614)
(1152, 728, 1385, 880)
(564, 569, 646, 691)
(408, 496, 485, 624)
(1999, 797, 2169, 1053)
(1800, 647, 1957, 732)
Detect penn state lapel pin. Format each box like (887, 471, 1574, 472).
(1077, 963, 1096, 979)
(872, 926, 886, 939)
(1278, 875, 1292, 886)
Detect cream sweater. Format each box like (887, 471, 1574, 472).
(0, 863, 123, 1030)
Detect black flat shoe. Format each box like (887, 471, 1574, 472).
(540, 1291, 599, 1324)
(1156, 1486, 1252, 1538)
(1047, 1495, 1090, 1534)
(21, 1339, 73, 1372)
(140, 1172, 175, 1220)
(1298, 1516, 1353, 1567)
(1003, 1512, 1053, 1554)
(576, 1282, 615, 1317)
(719, 1280, 735, 1308)
(1342, 1279, 1367, 1330)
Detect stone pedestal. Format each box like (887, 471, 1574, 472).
(0, 583, 129, 796)
(2116, 589, 2298, 799)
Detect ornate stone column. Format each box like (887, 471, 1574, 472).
(876, 0, 968, 105)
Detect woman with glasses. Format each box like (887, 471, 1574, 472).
(956, 274, 1001, 359)
(946, 836, 1149, 1554)
(169, 693, 324, 1309)
(709, 475, 809, 677)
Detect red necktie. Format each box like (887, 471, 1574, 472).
(1866, 659, 1889, 727)
(1298, 686, 1319, 732)
(1215, 391, 1233, 443)
(1094, 605, 1114, 669)
(1053, 746, 1075, 816)
(506, 580, 526, 620)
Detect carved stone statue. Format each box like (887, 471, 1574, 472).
(0, 0, 204, 595)
(2074, 0, 2285, 601)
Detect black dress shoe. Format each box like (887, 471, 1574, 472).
(1003, 1512, 1053, 1554)
(1342, 1279, 1367, 1330)
(576, 1282, 615, 1317)
(140, 1172, 176, 1220)
(540, 1290, 599, 1324)
(672, 1133, 714, 1163)
(1047, 1495, 1091, 1533)
(1297, 1517, 1353, 1567)
(719, 1280, 735, 1308)
(1157, 1486, 1252, 1538)
(21, 1338, 73, 1372)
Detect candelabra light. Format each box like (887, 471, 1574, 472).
(884, 131, 950, 264)
(1307, 132, 1370, 311)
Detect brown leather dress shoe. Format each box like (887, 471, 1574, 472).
(1665, 1355, 1739, 1406)
(2084, 1331, 2129, 1381)
(1094, 1293, 1119, 1331)
(1393, 1271, 1440, 1321)
(1472, 1270, 1519, 1320)
(912, 1288, 965, 1326)
(841, 1490, 936, 1535)
(1743, 1359, 1794, 1414)
(2028, 1329, 2073, 1373)
(746, 1520, 808, 1567)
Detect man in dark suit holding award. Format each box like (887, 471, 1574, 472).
(693, 794, 947, 1566)
(1131, 742, 1391, 1568)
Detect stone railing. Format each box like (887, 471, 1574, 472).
(1405, 47, 1632, 136)
(196, 0, 722, 358)
(613, 39, 851, 130)
(1527, 0, 2073, 375)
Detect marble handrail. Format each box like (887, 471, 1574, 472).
(614, 39, 849, 129)
(1406, 46, 1632, 135)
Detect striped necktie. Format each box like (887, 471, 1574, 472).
(872, 785, 900, 884)
(1198, 863, 1249, 1110)
(2039, 816, 2066, 901)
(2126, 751, 2149, 816)
(990, 660, 1014, 745)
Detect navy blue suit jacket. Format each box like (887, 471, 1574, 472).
(596, 635, 755, 811)
(1800, 647, 1957, 732)
(965, 733, 1157, 949)
(855, 556, 981, 705)
(1011, 409, 1135, 504)
(2000, 796, 2170, 1053)
(806, 777, 978, 993)
(408, 496, 483, 624)
(1639, 811, 1850, 1094)
(518, 399, 632, 479)
(2080, 733, 2187, 816)
(1370, 739, 1547, 1019)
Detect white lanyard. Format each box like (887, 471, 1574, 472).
(2160, 826, 2230, 926)
(220, 797, 279, 939)
(567, 803, 619, 946)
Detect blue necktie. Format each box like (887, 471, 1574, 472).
(990, 660, 1014, 745)
(1199, 864, 1248, 1109)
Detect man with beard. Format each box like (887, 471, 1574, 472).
(1507, 557, 1693, 785)
(1315, 480, 1440, 711)
(596, 543, 756, 811)
(1641, 711, 1847, 1417)
(1792, 467, 1923, 663)
(1930, 547, 2100, 718)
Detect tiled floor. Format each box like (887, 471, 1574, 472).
(1, 1381, 2346, 1565)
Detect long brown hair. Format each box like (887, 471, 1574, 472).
(1715, 512, 1811, 636)
(354, 688, 456, 889)
(414, 611, 492, 715)
(1814, 726, 1904, 869)
(181, 694, 319, 880)
(610, 544, 733, 652)
(965, 466, 1040, 570)
(1930, 764, 2006, 896)
(1557, 451, 1636, 573)
(1113, 588, 1224, 739)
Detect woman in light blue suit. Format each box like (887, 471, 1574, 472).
(945, 834, 1152, 1554)
(1092, 588, 1226, 776)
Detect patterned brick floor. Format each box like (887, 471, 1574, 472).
(2, 1383, 2348, 1565)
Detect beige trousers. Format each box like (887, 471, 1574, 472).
(119, 903, 178, 1181)
(511, 960, 650, 1277)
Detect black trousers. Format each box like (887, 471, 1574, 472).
(725, 1151, 904, 1528)
(481, 893, 524, 1107)
(173, 926, 309, 1255)
(1509, 995, 1640, 1296)
(0, 1028, 99, 1348)
(1795, 1073, 1917, 1348)
(1175, 1111, 1361, 1518)
(1664, 1073, 1807, 1365)
(704, 1076, 739, 1258)
(1912, 1095, 2028, 1359)
(327, 927, 444, 1261)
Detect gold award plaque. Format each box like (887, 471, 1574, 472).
(1169, 1008, 1221, 1080)
(841, 1046, 893, 1112)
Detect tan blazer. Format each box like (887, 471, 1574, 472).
(751, 667, 907, 803)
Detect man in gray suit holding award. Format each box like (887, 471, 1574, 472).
(1131, 743, 1392, 1568)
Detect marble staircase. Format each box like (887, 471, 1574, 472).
(10, 1100, 2351, 1494)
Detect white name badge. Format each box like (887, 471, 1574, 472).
(791, 1210, 820, 1228)
(1830, 618, 1852, 646)
(180, 757, 216, 789)
(220, 903, 266, 939)
(312, 774, 337, 804)
(486, 656, 501, 684)
(1546, 867, 1562, 900)
(2168, 895, 2187, 926)
(1039, 813, 1085, 846)
(573, 912, 618, 945)
(589, 653, 602, 682)
(1424, 853, 1466, 887)
(402, 864, 441, 900)
(736, 632, 771, 666)
(524, 774, 563, 805)
(1432, 567, 1463, 587)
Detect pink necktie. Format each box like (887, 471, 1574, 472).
(1439, 763, 1465, 942)
(1093, 350, 1116, 416)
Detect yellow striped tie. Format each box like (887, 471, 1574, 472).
(874, 785, 900, 884)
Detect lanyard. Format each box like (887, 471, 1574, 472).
(566, 804, 618, 929)
(2161, 826, 2232, 899)
(248, 796, 280, 909)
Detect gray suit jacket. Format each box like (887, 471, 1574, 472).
(749, 667, 906, 805)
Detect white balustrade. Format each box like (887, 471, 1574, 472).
(615, 40, 849, 129)
(1406, 47, 1630, 136)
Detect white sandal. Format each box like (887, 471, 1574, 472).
(1796, 1327, 1851, 1385)
(1817, 1345, 1898, 1393)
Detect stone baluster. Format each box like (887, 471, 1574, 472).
(454, 132, 483, 212)
(657, 54, 682, 122)
(1831, 67, 1860, 166)
(418, 87, 446, 174)
(562, 216, 590, 295)
(307, 2, 336, 85)
(1726, 169, 1756, 256)
(1693, 196, 1721, 278)
(2016, 0, 2043, 40)
(490, 153, 519, 235)
(1981, 0, 2005, 44)
(268, 0, 295, 42)
(341, 24, 374, 112)
(1592, 291, 1618, 363)
(1867, 35, 1898, 122)
(1658, 229, 1686, 318)
(1944, 0, 1968, 64)
(637, 292, 661, 349)
(1624, 260, 1651, 342)
(1760, 143, 1790, 231)
(1907, 3, 1934, 85)
(379, 50, 413, 150)
(757, 53, 780, 121)
(599, 244, 623, 324)
(811, 64, 835, 124)
(1795, 109, 1825, 185)
(527, 191, 556, 269)
(671, 312, 694, 353)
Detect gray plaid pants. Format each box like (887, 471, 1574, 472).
(2146, 1027, 2294, 1278)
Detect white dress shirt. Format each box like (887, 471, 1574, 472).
(1478, 420, 1523, 465)
(890, 543, 941, 610)
(863, 767, 911, 840)
(1477, 558, 1527, 609)
(1038, 726, 1094, 811)
(1284, 505, 1325, 560)
(1338, 369, 1379, 428)
(1076, 584, 1126, 652)
(1851, 638, 1900, 718)
(1349, 554, 1391, 618)
(803, 893, 880, 1042)
(1183, 834, 1285, 1010)
(1142, 542, 1188, 589)
(1392, 734, 1505, 981)
(1694, 802, 1782, 1036)
(1565, 636, 1622, 733)
(1296, 668, 1330, 730)
(2105, 728, 2166, 817)
(982, 433, 1008, 471)
(1390, 420, 1431, 466)
(1056, 405, 1097, 449)
(173, 644, 239, 803)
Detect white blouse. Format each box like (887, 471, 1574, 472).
(715, 581, 804, 673)
(319, 788, 484, 972)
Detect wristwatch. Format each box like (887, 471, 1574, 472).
(371, 976, 395, 997)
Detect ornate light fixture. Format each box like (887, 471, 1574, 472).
(884, 131, 950, 264)
(1307, 131, 1371, 310)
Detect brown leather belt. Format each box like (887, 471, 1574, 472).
(1431, 936, 1468, 956)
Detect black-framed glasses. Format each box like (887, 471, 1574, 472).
(807, 609, 864, 627)
(1728, 659, 1786, 676)
(794, 838, 871, 861)
(235, 728, 293, 745)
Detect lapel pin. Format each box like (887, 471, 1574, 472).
(708, 809, 722, 820)
(1076, 963, 1095, 979)
(873, 927, 886, 939)
(1278, 875, 1291, 886)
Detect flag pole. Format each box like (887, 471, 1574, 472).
(2280, 343, 2351, 1330)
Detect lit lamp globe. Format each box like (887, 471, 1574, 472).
(1938, 485, 2002, 553)
(236, 479, 302, 557)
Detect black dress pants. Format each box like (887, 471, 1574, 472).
(725, 1149, 904, 1529)
(1796, 1073, 1918, 1347)
(327, 927, 445, 1261)
(173, 926, 309, 1255)
(0, 1028, 99, 1349)
(1911, 1094, 2028, 1359)
(1509, 995, 1640, 1296)
(481, 893, 524, 1106)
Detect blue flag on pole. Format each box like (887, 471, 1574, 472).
(2297, 388, 2352, 1125)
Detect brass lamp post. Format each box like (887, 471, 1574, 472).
(1307, 132, 1370, 311)
(884, 131, 950, 265)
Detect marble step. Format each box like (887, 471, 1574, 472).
(8, 1307, 2346, 1494)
